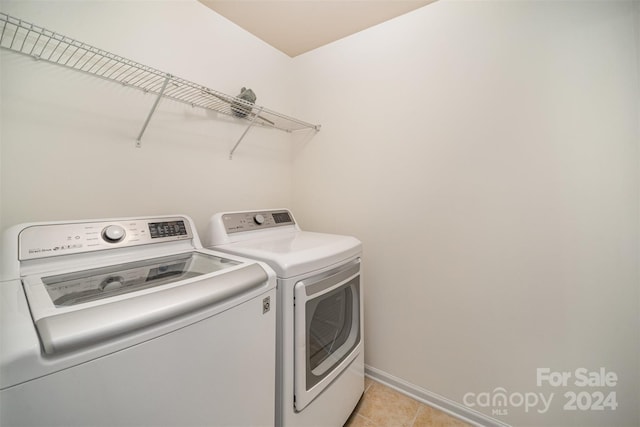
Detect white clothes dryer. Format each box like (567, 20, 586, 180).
(1, 215, 277, 427)
(206, 209, 364, 427)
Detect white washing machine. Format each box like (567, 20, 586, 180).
(1, 215, 277, 427)
(205, 209, 364, 427)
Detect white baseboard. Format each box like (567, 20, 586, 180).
(364, 365, 511, 427)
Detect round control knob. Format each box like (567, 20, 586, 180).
(253, 214, 265, 225)
(100, 275, 125, 291)
(102, 225, 126, 243)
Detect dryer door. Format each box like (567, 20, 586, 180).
(293, 259, 361, 411)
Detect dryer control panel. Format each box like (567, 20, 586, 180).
(18, 216, 193, 260)
(222, 210, 295, 234)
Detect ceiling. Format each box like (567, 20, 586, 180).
(198, 0, 435, 57)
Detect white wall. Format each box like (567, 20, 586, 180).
(291, 1, 639, 426)
(0, 0, 296, 234)
(2, 1, 638, 426)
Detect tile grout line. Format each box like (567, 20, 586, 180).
(408, 404, 421, 427)
(358, 413, 377, 427)
(357, 379, 470, 427)
(359, 381, 377, 426)
(365, 380, 422, 427)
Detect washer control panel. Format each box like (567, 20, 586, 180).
(19, 216, 192, 260)
(222, 210, 295, 234)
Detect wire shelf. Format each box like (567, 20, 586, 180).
(0, 12, 320, 153)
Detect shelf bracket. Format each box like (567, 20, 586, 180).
(136, 74, 171, 148)
(229, 106, 264, 160)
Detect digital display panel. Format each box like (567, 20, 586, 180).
(148, 221, 187, 239)
(272, 212, 292, 224)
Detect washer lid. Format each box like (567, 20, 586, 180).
(21, 250, 269, 355)
(213, 231, 361, 278)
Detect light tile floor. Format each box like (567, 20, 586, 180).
(345, 378, 471, 427)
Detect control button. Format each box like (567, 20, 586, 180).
(254, 214, 265, 225)
(102, 225, 126, 243)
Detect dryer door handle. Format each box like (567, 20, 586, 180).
(35, 263, 268, 354)
(297, 258, 360, 297)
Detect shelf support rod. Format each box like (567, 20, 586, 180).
(229, 106, 264, 160)
(136, 73, 171, 148)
